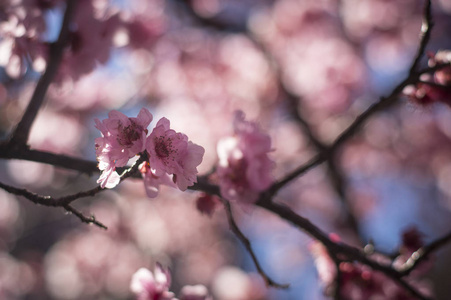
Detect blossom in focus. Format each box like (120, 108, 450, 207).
(216, 111, 274, 205)
(95, 108, 152, 188)
(180, 284, 212, 300)
(146, 117, 205, 191)
(130, 265, 176, 300)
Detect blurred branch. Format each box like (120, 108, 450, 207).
(221, 199, 289, 289)
(399, 229, 451, 277)
(258, 200, 432, 300)
(8, 0, 78, 146)
(269, 0, 434, 196)
(174, 0, 362, 237)
(409, 0, 432, 75)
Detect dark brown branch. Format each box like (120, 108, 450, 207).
(409, 0, 432, 75)
(0, 181, 101, 207)
(257, 200, 432, 300)
(0, 153, 147, 228)
(8, 0, 78, 146)
(0, 144, 99, 175)
(221, 199, 289, 289)
(267, 153, 324, 197)
(284, 92, 360, 235)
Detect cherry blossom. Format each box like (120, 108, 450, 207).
(130, 265, 176, 300)
(56, 0, 122, 83)
(146, 117, 205, 191)
(95, 108, 152, 188)
(216, 111, 274, 205)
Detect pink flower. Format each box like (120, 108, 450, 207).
(216, 111, 274, 205)
(95, 108, 152, 188)
(130, 264, 176, 300)
(146, 117, 205, 191)
(56, 0, 122, 83)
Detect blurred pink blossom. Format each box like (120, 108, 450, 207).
(196, 193, 220, 217)
(216, 111, 274, 206)
(180, 284, 211, 300)
(146, 117, 205, 191)
(130, 265, 176, 300)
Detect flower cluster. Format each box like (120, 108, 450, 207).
(95, 108, 204, 197)
(216, 111, 274, 207)
(0, 0, 164, 82)
(130, 265, 211, 300)
(405, 50, 451, 106)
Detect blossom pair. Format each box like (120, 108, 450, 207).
(95, 108, 205, 197)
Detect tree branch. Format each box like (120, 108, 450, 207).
(8, 0, 78, 146)
(409, 0, 433, 76)
(221, 199, 289, 289)
(0, 153, 147, 228)
(64, 204, 108, 229)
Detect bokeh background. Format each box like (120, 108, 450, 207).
(1, 0, 451, 299)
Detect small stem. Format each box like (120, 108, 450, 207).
(222, 199, 289, 289)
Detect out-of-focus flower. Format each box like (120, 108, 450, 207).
(196, 193, 220, 217)
(311, 234, 433, 299)
(147, 117, 205, 191)
(130, 265, 176, 300)
(216, 111, 274, 206)
(180, 284, 212, 300)
(405, 50, 451, 106)
(95, 108, 152, 188)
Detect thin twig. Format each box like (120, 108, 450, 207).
(0, 181, 102, 206)
(64, 204, 108, 229)
(0, 153, 147, 227)
(221, 199, 289, 289)
(8, 0, 78, 146)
